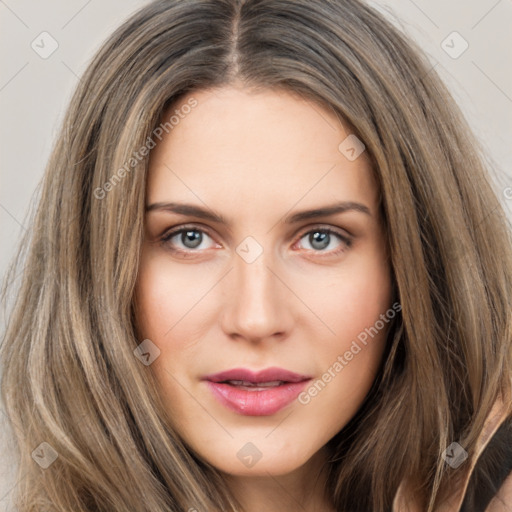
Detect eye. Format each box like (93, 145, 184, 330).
(159, 224, 353, 257)
(160, 225, 218, 255)
(294, 226, 352, 256)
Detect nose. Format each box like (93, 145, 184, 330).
(220, 245, 295, 344)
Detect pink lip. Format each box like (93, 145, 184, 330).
(202, 367, 312, 416)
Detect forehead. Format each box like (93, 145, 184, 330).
(146, 86, 378, 211)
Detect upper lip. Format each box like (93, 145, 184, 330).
(202, 367, 312, 384)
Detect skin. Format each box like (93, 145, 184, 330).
(134, 84, 393, 512)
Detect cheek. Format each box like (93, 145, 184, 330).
(299, 247, 392, 347)
(134, 260, 200, 425)
(288, 274, 392, 460)
(134, 251, 210, 340)
(299, 246, 392, 402)
(133, 253, 216, 388)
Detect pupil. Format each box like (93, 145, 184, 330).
(311, 231, 329, 250)
(183, 230, 202, 249)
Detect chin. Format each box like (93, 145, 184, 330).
(196, 437, 319, 477)
(216, 457, 308, 477)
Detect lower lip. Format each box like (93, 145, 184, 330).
(204, 380, 311, 416)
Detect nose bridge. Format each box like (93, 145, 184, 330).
(222, 239, 291, 341)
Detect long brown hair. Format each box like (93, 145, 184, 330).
(1, 0, 511, 510)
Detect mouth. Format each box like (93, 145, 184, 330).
(217, 379, 289, 391)
(201, 367, 312, 416)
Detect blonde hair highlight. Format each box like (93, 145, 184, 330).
(1, 1, 511, 510)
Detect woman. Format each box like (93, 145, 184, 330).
(1, 0, 511, 511)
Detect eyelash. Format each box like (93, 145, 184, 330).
(159, 224, 353, 258)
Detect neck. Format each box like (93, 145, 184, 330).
(222, 446, 335, 512)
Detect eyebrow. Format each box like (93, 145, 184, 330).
(145, 201, 371, 225)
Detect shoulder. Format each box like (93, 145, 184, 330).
(485, 472, 512, 511)
(460, 412, 512, 511)
(393, 397, 512, 512)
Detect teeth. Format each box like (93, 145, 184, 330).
(224, 380, 284, 387)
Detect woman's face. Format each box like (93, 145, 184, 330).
(134, 85, 393, 477)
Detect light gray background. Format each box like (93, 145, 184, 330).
(1, 0, 511, 510)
